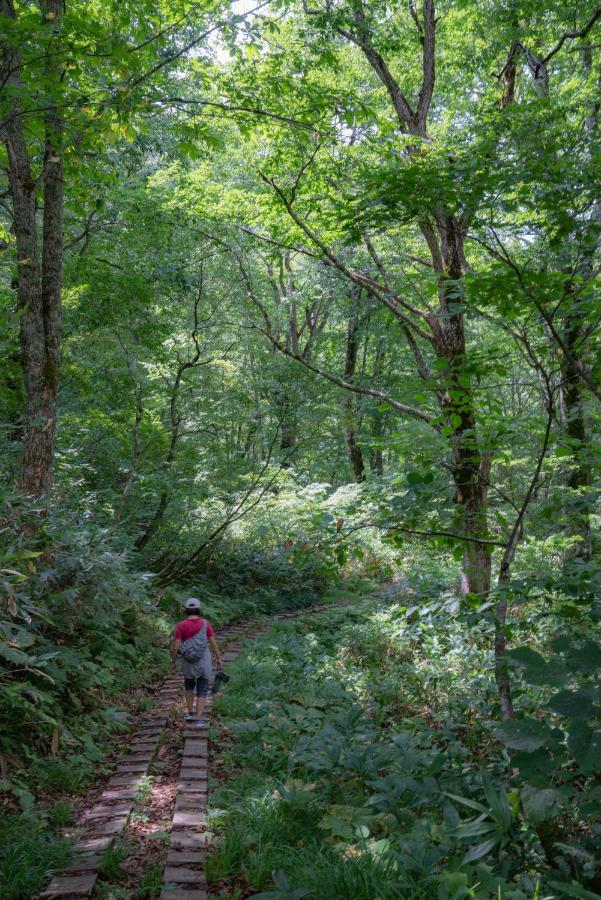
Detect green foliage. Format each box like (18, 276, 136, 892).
(98, 840, 128, 881)
(208, 599, 600, 898)
(0, 495, 169, 795)
(138, 860, 164, 898)
(47, 800, 74, 831)
(0, 0, 600, 897)
(0, 811, 73, 900)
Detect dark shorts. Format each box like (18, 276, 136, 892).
(183, 675, 209, 697)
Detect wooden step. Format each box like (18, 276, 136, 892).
(40, 874, 97, 898)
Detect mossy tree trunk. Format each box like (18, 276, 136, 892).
(1, 0, 64, 498)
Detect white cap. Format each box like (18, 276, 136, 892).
(185, 597, 201, 610)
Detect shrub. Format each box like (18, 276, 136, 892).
(0, 496, 169, 797)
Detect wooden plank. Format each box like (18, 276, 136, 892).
(164, 867, 207, 885)
(165, 851, 205, 866)
(124, 756, 153, 766)
(40, 874, 97, 897)
(83, 803, 132, 820)
(88, 816, 128, 835)
(179, 771, 208, 783)
(101, 788, 138, 801)
(181, 756, 208, 767)
(63, 856, 99, 874)
(129, 741, 158, 751)
(169, 831, 211, 849)
(182, 740, 207, 754)
(116, 761, 148, 773)
(172, 810, 206, 828)
(175, 795, 206, 810)
(179, 781, 208, 793)
(160, 889, 207, 900)
(77, 836, 112, 853)
(108, 775, 145, 786)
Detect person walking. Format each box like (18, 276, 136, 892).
(171, 597, 223, 727)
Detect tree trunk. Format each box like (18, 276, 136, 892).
(136, 285, 208, 550)
(242, 413, 260, 459)
(369, 342, 385, 476)
(342, 288, 365, 482)
(369, 418, 384, 475)
(434, 216, 492, 598)
(560, 311, 592, 561)
(557, 43, 599, 563)
(451, 443, 491, 598)
(494, 572, 514, 720)
(135, 383, 181, 551)
(115, 381, 144, 524)
(345, 423, 365, 482)
(2, 0, 64, 498)
(279, 408, 298, 461)
(136, 490, 170, 551)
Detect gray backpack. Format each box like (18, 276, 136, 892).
(179, 622, 208, 663)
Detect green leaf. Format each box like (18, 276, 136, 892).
(482, 775, 512, 831)
(511, 747, 555, 778)
(507, 647, 547, 668)
(507, 647, 565, 686)
(456, 818, 497, 839)
(521, 785, 562, 825)
(548, 882, 601, 900)
(567, 721, 601, 774)
(549, 689, 595, 719)
(319, 815, 354, 840)
(0, 643, 30, 665)
(493, 718, 552, 752)
(444, 793, 488, 815)
(462, 834, 501, 863)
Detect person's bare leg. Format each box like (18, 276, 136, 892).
(195, 695, 207, 721)
(185, 689, 195, 715)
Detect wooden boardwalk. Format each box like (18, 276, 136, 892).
(40, 678, 179, 899)
(39, 604, 343, 898)
(159, 629, 250, 900)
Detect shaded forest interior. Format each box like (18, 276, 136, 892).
(1, 1, 601, 898)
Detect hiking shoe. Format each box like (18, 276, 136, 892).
(193, 718, 206, 729)
(211, 669, 230, 695)
(184, 712, 196, 721)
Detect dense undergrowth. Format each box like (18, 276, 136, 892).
(0, 490, 355, 899)
(207, 598, 601, 900)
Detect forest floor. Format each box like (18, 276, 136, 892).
(36, 599, 358, 900)
(33, 583, 572, 900)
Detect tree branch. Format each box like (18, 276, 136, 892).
(339, 521, 505, 547)
(416, 0, 436, 129)
(260, 172, 434, 343)
(538, 6, 601, 72)
(256, 326, 436, 425)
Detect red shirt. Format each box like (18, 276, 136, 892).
(174, 617, 214, 642)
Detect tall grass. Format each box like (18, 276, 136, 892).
(0, 811, 73, 899)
